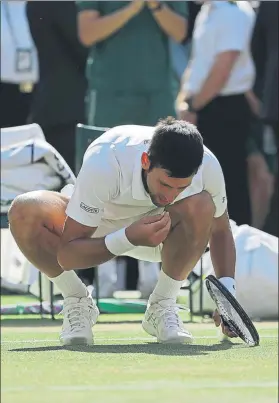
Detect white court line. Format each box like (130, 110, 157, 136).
(2, 381, 278, 393)
(1, 335, 277, 345)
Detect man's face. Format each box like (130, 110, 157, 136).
(141, 153, 194, 207)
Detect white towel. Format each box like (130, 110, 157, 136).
(1, 138, 75, 213)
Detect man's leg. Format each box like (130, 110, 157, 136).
(8, 191, 99, 345)
(162, 191, 214, 279)
(9, 191, 68, 277)
(142, 191, 215, 344)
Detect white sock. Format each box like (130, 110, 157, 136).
(149, 269, 184, 304)
(49, 271, 88, 299)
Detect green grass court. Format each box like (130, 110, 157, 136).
(1, 292, 278, 403)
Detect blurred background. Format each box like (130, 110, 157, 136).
(1, 1, 278, 320)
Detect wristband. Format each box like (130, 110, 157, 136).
(105, 228, 135, 256)
(186, 98, 198, 113)
(219, 277, 236, 298)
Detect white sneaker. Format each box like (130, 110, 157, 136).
(60, 295, 99, 346)
(142, 299, 193, 344)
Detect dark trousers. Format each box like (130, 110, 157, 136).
(40, 123, 76, 173)
(263, 121, 278, 236)
(0, 83, 32, 128)
(271, 122, 278, 149)
(197, 94, 251, 225)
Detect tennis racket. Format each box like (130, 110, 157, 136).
(205, 275, 260, 347)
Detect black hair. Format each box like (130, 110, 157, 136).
(148, 117, 204, 178)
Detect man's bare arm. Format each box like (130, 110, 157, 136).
(190, 51, 240, 110)
(209, 210, 236, 279)
(57, 217, 115, 270)
(78, 1, 144, 47)
(57, 213, 171, 270)
(147, 1, 187, 42)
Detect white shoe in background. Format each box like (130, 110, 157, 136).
(60, 295, 99, 346)
(142, 299, 193, 344)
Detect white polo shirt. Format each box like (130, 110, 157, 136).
(66, 125, 227, 236)
(184, 1, 255, 96)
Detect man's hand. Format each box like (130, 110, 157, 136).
(177, 102, 198, 125)
(128, 0, 145, 14)
(126, 212, 171, 247)
(146, 1, 161, 10)
(145, 0, 187, 42)
(245, 90, 262, 117)
(213, 310, 238, 338)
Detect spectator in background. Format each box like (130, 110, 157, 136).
(251, 1, 278, 146)
(76, 0, 188, 298)
(26, 1, 88, 172)
(249, 1, 278, 236)
(169, 1, 202, 95)
(77, 1, 187, 127)
(246, 116, 276, 230)
(187, 1, 202, 39)
(177, 1, 255, 226)
(1, 1, 38, 128)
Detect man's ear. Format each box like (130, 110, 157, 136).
(141, 152, 151, 170)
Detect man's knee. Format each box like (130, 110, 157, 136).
(169, 191, 215, 222)
(9, 191, 42, 224)
(188, 191, 215, 217)
(8, 191, 68, 239)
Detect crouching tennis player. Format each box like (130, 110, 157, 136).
(8, 117, 237, 345)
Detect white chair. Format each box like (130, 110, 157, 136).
(1, 124, 45, 224)
(1, 124, 55, 319)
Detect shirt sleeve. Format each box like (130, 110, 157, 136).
(166, 1, 189, 19)
(66, 145, 119, 227)
(215, 8, 254, 54)
(202, 153, 227, 218)
(76, 1, 100, 13)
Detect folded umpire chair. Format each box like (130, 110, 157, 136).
(75, 124, 205, 320)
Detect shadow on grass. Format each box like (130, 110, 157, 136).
(9, 340, 243, 356)
(1, 318, 62, 327)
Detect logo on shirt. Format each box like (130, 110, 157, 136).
(222, 197, 226, 203)
(80, 202, 99, 214)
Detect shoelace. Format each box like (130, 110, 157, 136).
(156, 304, 188, 331)
(61, 303, 94, 332)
